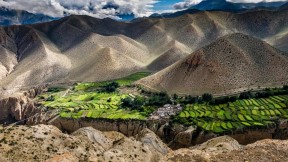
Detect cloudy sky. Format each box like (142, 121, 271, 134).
(0, 0, 287, 19)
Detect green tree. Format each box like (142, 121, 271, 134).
(202, 93, 213, 102)
(103, 81, 120, 93)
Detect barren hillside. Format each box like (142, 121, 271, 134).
(137, 33, 288, 95)
(0, 9, 288, 94)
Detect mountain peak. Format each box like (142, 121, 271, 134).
(0, 7, 55, 26)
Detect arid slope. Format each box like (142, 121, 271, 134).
(0, 9, 288, 94)
(137, 33, 288, 95)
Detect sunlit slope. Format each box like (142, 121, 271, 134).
(137, 34, 288, 95)
(0, 8, 288, 92)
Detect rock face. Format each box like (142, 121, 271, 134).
(135, 128, 171, 160)
(2, 124, 288, 162)
(190, 135, 242, 155)
(212, 139, 288, 162)
(0, 125, 169, 162)
(0, 88, 42, 123)
(162, 135, 288, 162)
(50, 118, 148, 137)
(26, 114, 288, 149)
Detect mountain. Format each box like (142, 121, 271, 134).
(0, 7, 55, 26)
(280, 2, 288, 10)
(190, 0, 286, 12)
(0, 8, 288, 94)
(150, 9, 200, 19)
(151, 0, 286, 18)
(137, 33, 288, 96)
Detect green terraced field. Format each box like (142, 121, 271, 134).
(74, 72, 151, 91)
(40, 91, 146, 120)
(38, 72, 152, 120)
(177, 95, 288, 133)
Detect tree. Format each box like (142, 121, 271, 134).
(121, 96, 145, 111)
(181, 95, 198, 104)
(202, 93, 213, 102)
(147, 92, 172, 106)
(229, 96, 238, 102)
(173, 94, 178, 100)
(121, 97, 133, 108)
(103, 81, 120, 93)
(131, 96, 145, 110)
(239, 91, 253, 99)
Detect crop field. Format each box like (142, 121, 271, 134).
(37, 72, 151, 120)
(177, 95, 288, 133)
(74, 72, 151, 91)
(39, 91, 146, 120)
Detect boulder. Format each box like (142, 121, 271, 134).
(173, 126, 196, 146)
(136, 128, 171, 156)
(160, 149, 211, 162)
(191, 135, 242, 155)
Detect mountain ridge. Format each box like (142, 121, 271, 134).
(152, 0, 287, 18)
(0, 8, 288, 95)
(0, 7, 56, 26)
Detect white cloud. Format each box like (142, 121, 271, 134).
(227, 0, 287, 2)
(173, 0, 203, 9)
(0, 0, 158, 19)
(173, 0, 288, 9)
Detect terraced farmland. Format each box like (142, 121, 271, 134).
(37, 72, 152, 120)
(39, 91, 146, 120)
(74, 72, 151, 91)
(177, 95, 288, 133)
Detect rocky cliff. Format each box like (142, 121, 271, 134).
(0, 87, 43, 124)
(1, 125, 288, 162)
(42, 116, 288, 149)
(0, 125, 171, 162)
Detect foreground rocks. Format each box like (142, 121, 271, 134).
(1, 125, 288, 162)
(0, 125, 171, 162)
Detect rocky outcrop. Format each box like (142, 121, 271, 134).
(27, 115, 288, 149)
(161, 136, 241, 162)
(162, 135, 288, 162)
(211, 139, 288, 162)
(50, 118, 148, 136)
(0, 88, 43, 123)
(173, 126, 197, 147)
(0, 125, 170, 162)
(135, 128, 171, 160)
(3, 124, 288, 162)
(190, 136, 242, 155)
